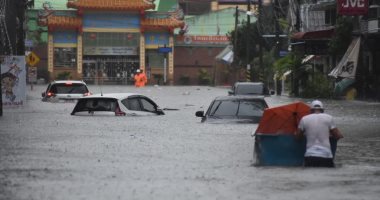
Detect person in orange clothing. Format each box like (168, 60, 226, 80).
(134, 69, 147, 87)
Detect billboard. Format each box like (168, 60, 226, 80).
(337, 0, 368, 15)
(1, 56, 26, 108)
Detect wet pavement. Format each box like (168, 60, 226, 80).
(0, 84, 380, 200)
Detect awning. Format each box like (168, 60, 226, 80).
(291, 28, 335, 40)
(329, 37, 361, 79)
(215, 45, 233, 64)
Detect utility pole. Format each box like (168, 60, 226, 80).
(258, 0, 263, 82)
(274, 0, 280, 59)
(233, 6, 238, 65)
(274, 0, 281, 95)
(246, 0, 251, 82)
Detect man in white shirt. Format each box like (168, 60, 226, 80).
(296, 100, 343, 167)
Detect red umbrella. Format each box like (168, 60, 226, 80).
(255, 101, 310, 135)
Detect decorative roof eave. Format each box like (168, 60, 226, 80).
(67, 0, 155, 11)
(141, 18, 185, 32)
(39, 16, 82, 32)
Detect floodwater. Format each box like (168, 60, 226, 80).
(0, 85, 379, 200)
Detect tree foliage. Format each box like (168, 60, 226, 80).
(329, 16, 353, 55)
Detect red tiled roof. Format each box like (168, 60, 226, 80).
(67, 0, 155, 11)
(141, 17, 185, 30)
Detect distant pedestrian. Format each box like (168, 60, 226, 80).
(134, 69, 147, 87)
(296, 100, 344, 167)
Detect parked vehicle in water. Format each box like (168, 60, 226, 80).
(228, 82, 273, 96)
(195, 95, 268, 123)
(42, 80, 91, 102)
(71, 93, 165, 116)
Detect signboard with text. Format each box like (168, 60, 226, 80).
(175, 35, 229, 46)
(83, 47, 138, 55)
(337, 0, 368, 15)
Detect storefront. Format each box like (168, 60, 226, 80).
(38, 0, 184, 85)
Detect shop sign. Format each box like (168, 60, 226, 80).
(337, 0, 368, 15)
(83, 47, 138, 55)
(175, 35, 229, 45)
(158, 47, 172, 53)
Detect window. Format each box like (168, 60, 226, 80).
(211, 100, 239, 116)
(236, 84, 264, 95)
(237, 101, 265, 117)
(122, 97, 157, 112)
(325, 9, 336, 25)
(140, 98, 156, 112)
(53, 48, 77, 67)
(74, 98, 117, 112)
(368, 7, 380, 20)
(122, 98, 141, 111)
(49, 83, 89, 94)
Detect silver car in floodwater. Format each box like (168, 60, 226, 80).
(42, 80, 91, 102)
(71, 93, 165, 116)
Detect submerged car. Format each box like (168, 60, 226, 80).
(71, 93, 165, 116)
(195, 95, 268, 123)
(228, 82, 273, 96)
(42, 80, 91, 102)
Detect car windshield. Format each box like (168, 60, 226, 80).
(50, 83, 88, 94)
(72, 98, 117, 113)
(235, 84, 263, 94)
(209, 99, 266, 117)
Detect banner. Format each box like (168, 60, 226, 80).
(329, 37, 361, 79)
(1, 56, 26, 107)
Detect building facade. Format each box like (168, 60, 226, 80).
(289, 0, 380, 100)
(38, 0, 184, 85)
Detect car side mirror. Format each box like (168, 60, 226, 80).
(156, 108, 165, 115)
(41, 92, 46, 97)
(228, 90, 233, 95)
(195, 111, 204, 117)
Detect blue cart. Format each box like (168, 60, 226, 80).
(254, 134, 338, 166)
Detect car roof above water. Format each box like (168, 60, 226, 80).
(214, 95, 266, 101)
(83, 93, 142, 100)
(234, 82, 264, 86)
(51, 80, 87, 84)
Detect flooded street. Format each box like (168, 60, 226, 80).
(1, 85, 380, 200)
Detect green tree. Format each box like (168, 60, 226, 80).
(329, 16, 353, 55)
